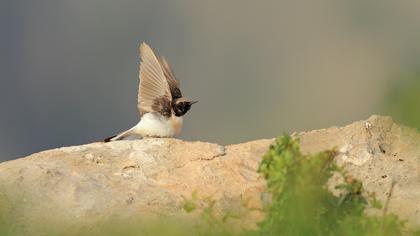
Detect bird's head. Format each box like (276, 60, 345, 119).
(173, 98, 198, 117)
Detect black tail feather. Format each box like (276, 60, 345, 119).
(103, 135, 117, 143)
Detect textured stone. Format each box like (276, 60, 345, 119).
(0, 115, 419, 233)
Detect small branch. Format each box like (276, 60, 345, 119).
(381, 178, 396, 231)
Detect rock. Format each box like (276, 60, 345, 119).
(300, 115, 420, 228)
(0, 115, 419, 234)
(0, 138, 272, 234)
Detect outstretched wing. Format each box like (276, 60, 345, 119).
(158, 57, 182, 100)
(137, 43, 172, 118)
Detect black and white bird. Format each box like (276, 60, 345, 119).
(104, 43, 197, 142)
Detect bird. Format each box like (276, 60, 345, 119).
(104, 42, 197, 142)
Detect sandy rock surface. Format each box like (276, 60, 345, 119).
(0, 115, 419, 233)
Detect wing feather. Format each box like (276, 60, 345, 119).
(137, 43, 172, 117)
(159, 57, 182, 99)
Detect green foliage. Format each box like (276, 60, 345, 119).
(182, 201, 197, 213)
(182, 191, 198, 213)
(257, 134, 406, 236)
(181, 191, 236, 236)
(383, 75, 420, 129)
(0, 193, 14, 236)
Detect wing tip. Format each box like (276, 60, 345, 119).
(139, 42, 153, 55)
(139, 41, 148, 49)
(140, 42, 160, 64)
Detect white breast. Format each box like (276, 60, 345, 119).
(134, 113, 183, 137)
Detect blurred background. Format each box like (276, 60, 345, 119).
(1, 0, 420, 161)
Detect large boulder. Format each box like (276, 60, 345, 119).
(0, 115, 419, 233)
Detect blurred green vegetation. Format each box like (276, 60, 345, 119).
(257, 135, 406, 236)
(383, 74, 420, 130)
(0, 135, 418, 235)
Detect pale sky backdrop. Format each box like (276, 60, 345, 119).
(1, 0, 420, 160)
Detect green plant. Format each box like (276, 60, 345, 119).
(181, 191, 238, 236)
(257, 134, 406, 236)
(383, 74, 420, 130)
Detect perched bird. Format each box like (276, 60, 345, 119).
(104, 43, 197, 142)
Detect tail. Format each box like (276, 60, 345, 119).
(103, 135, 117, 143)
(103, 126, 139, 142)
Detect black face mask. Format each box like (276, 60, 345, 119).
(173, 102, 192, 117)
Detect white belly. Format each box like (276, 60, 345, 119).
(134, 113, 183, 137)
